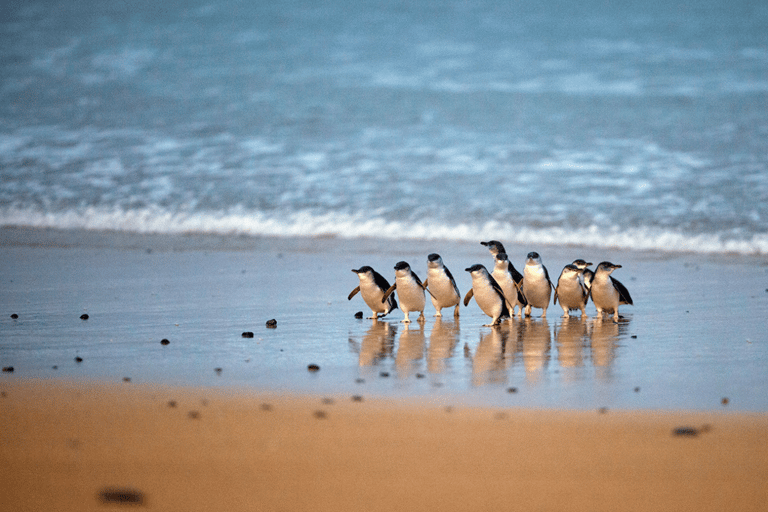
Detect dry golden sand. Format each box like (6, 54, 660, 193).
(1, 379, 766, 511)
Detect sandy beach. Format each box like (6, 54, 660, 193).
(1, 227, 768, 510)
(1, 378, 767, 512)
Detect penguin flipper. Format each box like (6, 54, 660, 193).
(348, 286, 360, 301)
(611, 276, 633, 306)
(381, 283, 397, 303)
(514, 280, 528, 306)
(463, 288, 474, 307)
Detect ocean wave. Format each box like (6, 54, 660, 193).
(2, 206, 767, 256)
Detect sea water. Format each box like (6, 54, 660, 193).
(2, 0, 768, 254)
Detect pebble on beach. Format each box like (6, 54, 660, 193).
(75, 357, 83, 363)
(242, 331, 254, 338)
(160, 338, 170, 345)
(10, 313, 18, 319)
(672, 426, 699, 437)
(2, 366, 14, 373)
(80, 314, 89, 320)
(98, 488, 145, 505)
(307, 364, 320, 372)
(266, 319, 277, 328)
(354, 311, 363, 319)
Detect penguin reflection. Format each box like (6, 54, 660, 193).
(395, 321, 426, 377)
(555, 317, 589, 369)
(357, 320, 397, 367)
(472, 324, 510, 386)
(427, 317, 460, 374)
(589, 316, 629, 376)
(519, 318, 551, 383)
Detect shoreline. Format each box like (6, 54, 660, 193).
(1, 377, 767, 512)
(2, 225, 768, 412)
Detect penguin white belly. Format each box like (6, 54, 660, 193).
(397, 278, 426, 313)
(427, 269, 459, 308)
(359, 280, 386, 313)
(591, 278, 619, 313)
(557, 280, 584, 310)
(523, 269, 551, 308)
(473, 281, 504, 319)
(491, 270, 518, 309)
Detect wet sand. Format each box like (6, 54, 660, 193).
(1, 378, 767, 512)
(1, 227, 768, 509)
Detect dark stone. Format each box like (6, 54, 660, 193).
(354, 311, 363, 319)
(2, 366, 14, 373)
(351, 395, 363, 402)
(80, 314, 89, 320)
(634, 387, 641, 392)
(721, 397, 729, 406)
(313, 410, 327, 419)
(673, 427, 699, 437)
(415, 373, 425, 379)
(75, 357, 83, 363)
(122, 377, 131, 382)
(188, 411, 201, 419)
(98, 488, 145, 505)
(355, 378, 365, 384)
(241, 331, 254, 338)
(266, 319, 277, 328)
(379, 371, 390, 378)
(10, 313, 18, 319)
(167, 400, 177, 408)
(307, 364, 320, 372)
(160, 338, 170, 345)
(507, 387, 518, 394)
(214, 367, 223, 374)
(631, 335, 638, 339)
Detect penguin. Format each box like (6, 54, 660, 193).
(590, 261, 633, 322)
(571, 259, 594, 291)
(381, 261, 426, 323)
(463, 264, 510, 326)
(554, 264, 588, 318)
(490, 252, 527, 317)
(349, 266, 398, 319)
(522, 251, 555, 317)
(480, 240, 524, 285)
(423, 253, 461, 317)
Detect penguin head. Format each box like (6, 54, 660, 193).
(427, 253, 443, 268)
(480, 240, 504, 255)
(465, 264, 488, 276)
(394, 261, 410, 271)
(571, 259, 593, 269)
(596, 261, 621, 274)
(561, 264, 583, 277)
(352, 266, 374, 275)
(526, 252, 542, 265)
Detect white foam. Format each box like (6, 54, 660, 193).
(2, 206, 767, 256)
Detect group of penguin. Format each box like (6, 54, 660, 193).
(348, 240, 633, 326)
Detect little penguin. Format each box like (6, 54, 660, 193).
(423, 253, 461, 318)
(464, 264, 510, 326)
(522, 251, 555, 318)
(481, 240, 524, 284)
(381, 261, 426, 323)
(349, 266, 398, 319)
(554, 264, 588, 318)
(491, 252, 527, 317)
(590, 261, 633, 322)
(571, 259, 594, 291)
